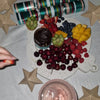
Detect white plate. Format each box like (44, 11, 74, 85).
(27, 17, 98, 80)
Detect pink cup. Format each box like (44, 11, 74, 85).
(38, 79, 77, 100)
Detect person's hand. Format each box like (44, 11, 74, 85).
(0, 47, 16, 68)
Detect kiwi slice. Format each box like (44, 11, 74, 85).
(26, 16, 37, 30)
(52, 34, 64, 47)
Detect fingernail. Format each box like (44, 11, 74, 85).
(11, 56, 17, 60)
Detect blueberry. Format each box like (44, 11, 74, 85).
(67, 35, 72, 38)
(67, 28, 71, 33)
(63, 28, 68, 33)
(70, 23, 76, 29)
(62, 20, 69, 26)
(59, 26, 64, 31)
(67, 23, 71, 28)
(69, 32, 73, 35)
(57, 19, 61, 23)
(61, 17, 65, 20)
(58, 16, 62, 19)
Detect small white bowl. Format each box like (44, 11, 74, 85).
(38, 79, 77, 100)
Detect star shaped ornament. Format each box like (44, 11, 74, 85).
(80, 86, 100, 100)
(0, 10, 16, 33)
(81, 1, 100, 26)
(19, 68, 43, 92)
(0, 0, 16, 13)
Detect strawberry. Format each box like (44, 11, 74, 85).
(44, 23, 49, 28)
(46, 19, 51, 23)
(44, 15, 50, 20)
(3, 60, 15, 64)
(51, 17, 55, 23)
(41, 25, 46, 28)
(50, 23, 58, 33)
(54, 16, 58, 23)
(39, 19, 45, 24)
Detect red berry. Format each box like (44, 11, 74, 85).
(47, 64, 52, 69)
(72, 63, 78, 68)
(73, 57, 78, 62)
(83, 48, 87, 52)
(84, 53, 89, 58)
(41, 54, 47, 59)
(70, 44, 76, 50)
(44, 23, 49, 28)
(67, 66, 73, 71)
(68, 55, 73, 60)
(60, 64, 66, 70)
(73, 49, 80, 55)
(72, 39, 78, 44)
(81, 41, 87, 46)
(64, 38, 71, 45)
(34, 51, 39, 57)
(77, 45, 82, 50)
(75, 54, 81, 59)
(65, 59, 69, 64)
(37, 59, 43, 66)
(55, 64, 60, 70)
(79, 58, 84, 63)
(51, 63, 56, 69)
(48, 58, 53, 63)
(80, 49, 84, 54)
(40, 19, 45, 24)
(67, 50, 72, 55)
(39, 50, 43, 54)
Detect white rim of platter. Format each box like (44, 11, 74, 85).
(27, 17, 92, 80)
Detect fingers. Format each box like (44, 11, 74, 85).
(0, 47, 17, 69)
(0, 47, 12, 55)
(0, 62, 11, 68)
(0, 53, 16, 60)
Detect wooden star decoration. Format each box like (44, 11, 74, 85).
(0, 0, 16, 13)
(81, 1, 100, 26)
(19, 68, 43, 92)
(0, 9, 16, 33)
(80, 86, 100, 100)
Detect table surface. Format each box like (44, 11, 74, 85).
(0, 0, 100, 100)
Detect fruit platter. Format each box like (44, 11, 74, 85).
(27, 15, 98, 79)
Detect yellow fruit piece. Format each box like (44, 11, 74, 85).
(55, 30, 68, 38)
(79, 35, 88, 43)
(79, 27, 86, 34)
(72, 27, 79, 33)
(84, 32, 91, 38)
(72, 24, 91, 43)
(82, 24, 87, 28)
(73, 33, 81, 38)
(85, 28, 91, 33)
(76, 24, 82, 28)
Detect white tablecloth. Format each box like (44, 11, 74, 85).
(0, 0, 100, 100)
